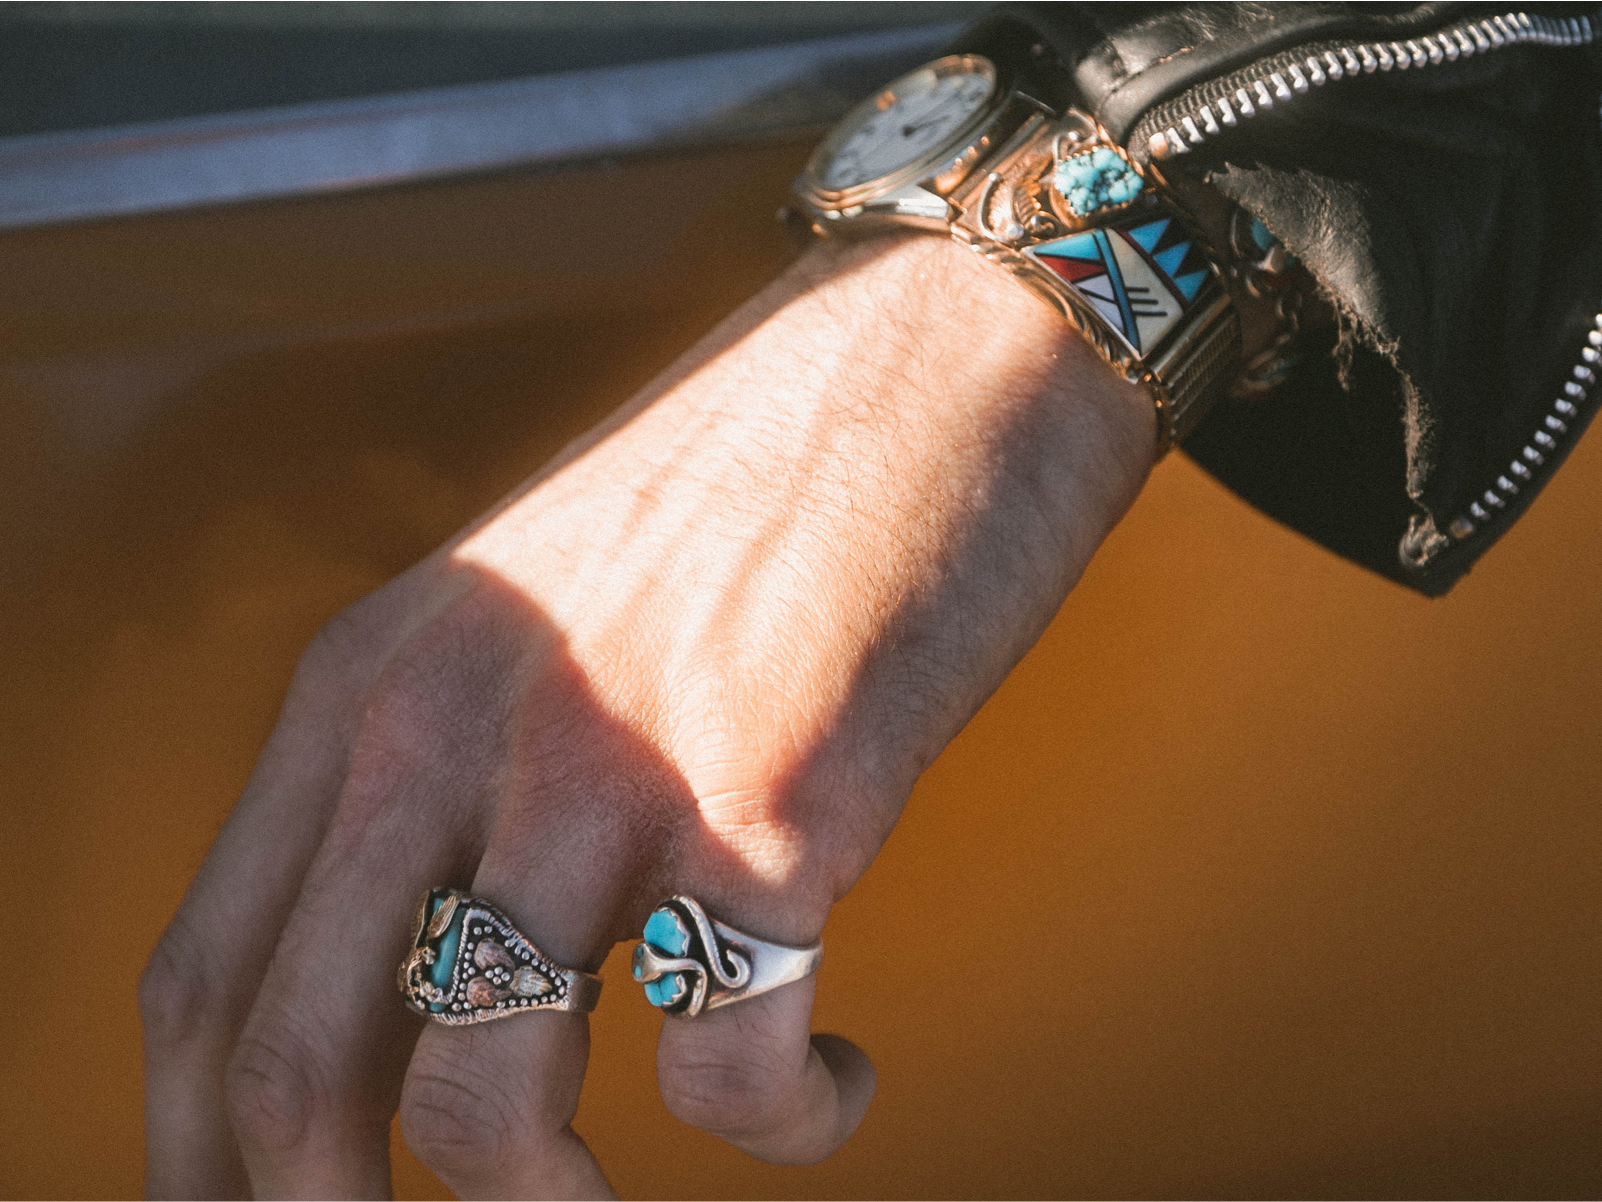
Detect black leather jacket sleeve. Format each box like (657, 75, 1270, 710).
(952, 3, 1602, 596)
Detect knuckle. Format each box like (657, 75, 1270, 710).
(363, 602, 514, 742)
(398, 1057, 523, 1177)
(303, 605, 364, 670)
(138, 918, 221, 1051)
(341, 609, 523, 786)
(657, 1038, 795, 1137)
(224, 1031, 319, 1155)
(290, 597, 389, 702)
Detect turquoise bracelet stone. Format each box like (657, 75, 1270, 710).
(1054, 146, 1144, 219)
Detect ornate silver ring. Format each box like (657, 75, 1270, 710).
(398, 888, 602, 1023)
(631, 895, 823, 1018)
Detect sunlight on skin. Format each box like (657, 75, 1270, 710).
(449, 233, 1154, 906)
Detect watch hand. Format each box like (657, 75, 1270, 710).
(894, 93, 950, 137)
(865, 103, 943, 161)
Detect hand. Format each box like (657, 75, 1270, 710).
(139, 232, 1154, 1198)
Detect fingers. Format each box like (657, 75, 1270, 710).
(400, 1010, 612, 1200)
(140, 612, 390, 1199)
(221, 605, 519, 1198)
(655, 977, 876, 1166)
(222, 807, 470, 1199)
(396, 751, 646, 1201)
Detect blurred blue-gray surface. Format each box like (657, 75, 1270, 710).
(0, 1, 984, 228)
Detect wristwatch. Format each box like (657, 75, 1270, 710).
(792, 54, 1242, 453)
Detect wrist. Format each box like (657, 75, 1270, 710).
(783, 230, 1156, 520)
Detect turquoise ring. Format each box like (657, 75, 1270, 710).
(632, 895, 823, 1018)
(398, 888, 602, 1024)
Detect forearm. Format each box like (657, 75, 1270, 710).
(454, 231, 1156, 918)
(507, 233, 1155, 591)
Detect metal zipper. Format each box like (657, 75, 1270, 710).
(1441, 310, 1602, 545)
(1131, 7, 1602, 565)
(1136, 9, 1598, 162)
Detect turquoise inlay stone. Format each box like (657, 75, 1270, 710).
(1054, 147, 1143, 218)
(644, 907, 689, 956)
(1173, 268, 1209, 301)
(1127, 217, 1170, 253)
(1153, 241, 1191, 279)
(1248, 216, 1299, 270)
(644, 973, 687, 1007)
(1035, 230, 1102, 261)
(429, 902, 462, 990)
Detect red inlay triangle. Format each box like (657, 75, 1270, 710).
(1040, 256, 1107, 284)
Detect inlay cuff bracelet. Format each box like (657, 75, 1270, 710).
(790, 54, 1241, 454)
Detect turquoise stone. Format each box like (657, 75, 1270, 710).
(429, 903, 462, 990)
(1248, 216, 1299, 269)
(644, 907, 689, 956)
(1248, 216, 1275, 253)
(639, 907, 692, 1007)
(644, 972, 687, 1007)
(1154, 242, 1191, 278)
(1054, 147, 1144, 218)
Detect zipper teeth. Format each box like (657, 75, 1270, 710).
(1140, 10, 1598, 161)
(1131, 7, 1602, 565)
(1444, 311, 1602, 545)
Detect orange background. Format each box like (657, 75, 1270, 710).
(1, 136, 1598, 1199)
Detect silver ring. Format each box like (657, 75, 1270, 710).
(398, 888, 602, 1023)
(631, 895, 823, 1018)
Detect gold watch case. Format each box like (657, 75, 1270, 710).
(798, 55, 998, 206)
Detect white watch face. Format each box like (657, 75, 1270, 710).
(815, 57, 997, 193)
